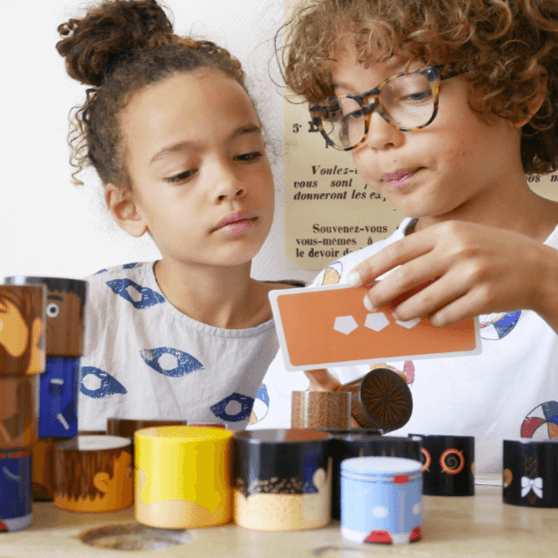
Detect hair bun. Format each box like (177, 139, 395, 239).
(56, 0, 173, 86)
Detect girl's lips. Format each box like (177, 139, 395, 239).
(219, 218, 256, 235)
(214, 212, 257, 235)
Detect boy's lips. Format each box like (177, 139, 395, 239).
(382, 169, 418, 188)
(382, 169, 414, 182)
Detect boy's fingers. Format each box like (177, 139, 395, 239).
(348, 233, 433, 287)
(364, 251, 445, 312)
(427, 284, 489, 327)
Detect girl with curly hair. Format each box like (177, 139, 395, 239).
(56, 0, 298, 431)
(259, 0, 558, 473)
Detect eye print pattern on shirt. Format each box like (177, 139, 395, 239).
(122, 263, 139, 269)
(249, 384, 270, 425)
(211, 392, 255, 423)
(479, 311, 521, 340)
(320, 261, 343, 286)
(106, 279, 165, 309)
(521, 400, 558, 440)
(80, 366, 128, 399)
(139, 347, 204, 377)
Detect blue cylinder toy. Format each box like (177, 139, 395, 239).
(38, 357, 80, 438)
(0, 448, 32, 531)
(340, 456, 422, 545)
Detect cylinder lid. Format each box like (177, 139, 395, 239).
(341, 456, 422, 476)
(233, 428, 330, 444)
(135, 425, 231, 443)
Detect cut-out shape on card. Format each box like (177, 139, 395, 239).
(269, 283, 481, 371)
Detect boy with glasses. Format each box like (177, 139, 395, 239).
(252, 0, 558, 474)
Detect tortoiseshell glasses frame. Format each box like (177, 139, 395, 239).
(309, 64, 462, 151)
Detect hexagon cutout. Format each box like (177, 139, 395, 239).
(396, 317, 421, 329)
(334, 315, 358, 335)
(364, 312, 389, 332)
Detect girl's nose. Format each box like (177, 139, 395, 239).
(216, 186, 245, 202)
(213, 166, 246, 202)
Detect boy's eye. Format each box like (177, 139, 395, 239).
(235, 151, 263, 162)
(165, 169, 196, 183)
(401, 90, 433, 103)
(345, 108, 366, 120)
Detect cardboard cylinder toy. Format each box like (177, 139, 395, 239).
(0, 284, 45, 375)
(503, 439, 558, 507)
(32, 438, 71, 501)
(39, 357, 80, 438)
(291, 391, 351, 429)
(410, 434, 475, 496)
(107, 418, 189, 438)
(135, 426, 233, 529)
(233, 429, 332, 531)
(54, 435, 133, 512)
(324, 432, 421, 520)
(0, 375, 39, 450)
(341, 456, 422, 545)
(337, 368, 412, 432)
(0, 448, 33, 531)
(4, 277, 87, 357)
(107, 417, 189, 470)
(188, 423, 226, 428)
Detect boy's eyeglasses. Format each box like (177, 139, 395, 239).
(309, 65, 461, 151)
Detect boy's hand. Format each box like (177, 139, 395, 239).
(347, 220, 558, 331)
(305, 368, 342, 392)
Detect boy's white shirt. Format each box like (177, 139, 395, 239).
(250, 217, 558, 475)
(78, 262, 279, 431)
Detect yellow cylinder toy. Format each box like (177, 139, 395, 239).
(135, 426, 232, 529)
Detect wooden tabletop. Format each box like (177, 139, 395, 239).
(1, 482, 556, 557)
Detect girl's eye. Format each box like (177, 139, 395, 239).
(235, 151, 263, 162)
(165, 169, 196, 184)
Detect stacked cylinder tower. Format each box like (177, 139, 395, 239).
(0, 278, 87, 530)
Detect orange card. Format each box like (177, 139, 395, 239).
(269, 284, 481, 371)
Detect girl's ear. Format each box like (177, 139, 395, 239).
(105, 183, 148, 237)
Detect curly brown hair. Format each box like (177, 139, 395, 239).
(280, 0, 558, 175)
(56, 0, 248, 188)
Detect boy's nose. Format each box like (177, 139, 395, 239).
(364, 111, 405, 150)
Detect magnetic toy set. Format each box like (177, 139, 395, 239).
(2, 280, 557, 542)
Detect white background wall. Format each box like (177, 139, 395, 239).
(0, 0, 318, 284)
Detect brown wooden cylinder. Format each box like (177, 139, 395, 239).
(291, 391, 351, 429)
(54, 435, 133, 512)
(106, 418, 188, 438)
(0, 375, 38, 450)
(32, 437, 72, 501)
(4, 277, 87, 357)
(0, 284, 46, 375)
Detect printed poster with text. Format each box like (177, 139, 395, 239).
(283, 99, 404, 270)
(282, 0, 403, 271)
(283, 0, 558, 271)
